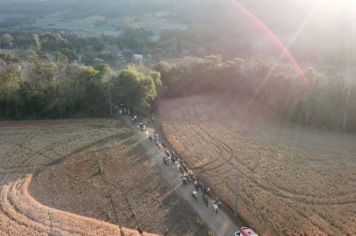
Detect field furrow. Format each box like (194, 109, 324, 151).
(159, 95, 356, 235)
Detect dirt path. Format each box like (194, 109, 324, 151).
(123, 117, 241, 236)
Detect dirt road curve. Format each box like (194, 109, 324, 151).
(124, 117, 241, 236)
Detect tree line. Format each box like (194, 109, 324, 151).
(1, 53, 356, 132)
(0, 59, 161, 119)
(153, 56, 356, 132)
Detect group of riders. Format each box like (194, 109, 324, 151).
(124, 109, 222, 214)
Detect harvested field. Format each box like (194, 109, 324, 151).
(0, 119, 208, 235)
(159, 95, 356, 236)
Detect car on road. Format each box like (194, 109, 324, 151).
(234, 227, 258, 236)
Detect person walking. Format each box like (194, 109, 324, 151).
(188, 169, 193, 178)
(163, 156, 168, 165)
(182, 163, 188, 173)
(154, 133, 159, 141)
(203, 193, 209, 207)
(181, 175, 187, 185)
(175, 159, 180, 169)
(192, 190, 198, 202)
(156, 141, 161, 149)
(171, 155, 176, 164)
(212, 201, 219, 214)
(179, 165, 185, 174)
(166, 154, 171, 163)
(202, 186, 211, 196)
(189, 175, 195, 184)
(205, 187, 211, 197)
(193, 180, 199, 191)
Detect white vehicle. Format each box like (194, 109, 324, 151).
(234, 227, 258, 236)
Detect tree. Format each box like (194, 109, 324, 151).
(1, 33, 14, 48)
(94, 64, 111, 80)
(347, 85, 356, 131)
(0, 66, 21, 117)
(32, 34, 41, 51)
(301, 67, 322, 124)
(152, 62, 172, 86)
(119, 17, 151, 50)
(0, 51, 18, 64)
(111, 67, 157, 113)
(41, 33, 70, 51)
(123, 17, 140, 33)
(149, 71, 162, 88)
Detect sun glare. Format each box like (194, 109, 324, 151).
(318, 0, 356, 15)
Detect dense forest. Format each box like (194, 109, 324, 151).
(0, 58, 160, 118)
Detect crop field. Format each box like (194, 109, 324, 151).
(159, 95, 356, 236)
(0, 119, 208, 235)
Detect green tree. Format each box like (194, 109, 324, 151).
(1, 33, 14, 48)
(153, 62, 171, 84)
(123, 17, 141, 33)
(0, 51, 18, 64)
(32, 34, 41, 51)
(94, 64, 111, 80)
(149, 71, 162, 88)
(111, 67, 157, 113)
(0, 66, 21, 117)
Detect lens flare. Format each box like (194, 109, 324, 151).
(231, 0, 309, 86)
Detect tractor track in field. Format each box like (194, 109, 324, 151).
(159, 96, 356, 236)
(0, 121, 159, 236)
(0, 174, 123, 235)
(181, 121, 235, 174)
(182, 119, 356, 206)
(162, 123, 335, 235)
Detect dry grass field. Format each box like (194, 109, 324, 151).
(0, 119, 208, 235)
(159, 95, 356, 236)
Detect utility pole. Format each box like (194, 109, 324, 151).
(108, 79, 113, 116)
(235, 168, 239, 216)
(343, 83, 351, 130)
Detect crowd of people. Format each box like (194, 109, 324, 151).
(124, 109, 222, 215)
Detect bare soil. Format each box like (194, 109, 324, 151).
(159, 95, 356, 236)
(0, 119, 209, 235)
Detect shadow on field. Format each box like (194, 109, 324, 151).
(42, 132, 132, 170)
(22, 121, 209, 236)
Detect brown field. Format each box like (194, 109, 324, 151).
(159, 95, 356, 236)
(0, 119, 208, 235)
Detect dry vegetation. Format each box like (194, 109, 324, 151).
(159, 95, 356, 236)
(0, 119, 208, 235)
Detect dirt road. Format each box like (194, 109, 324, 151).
(124, 117, 241, 236)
